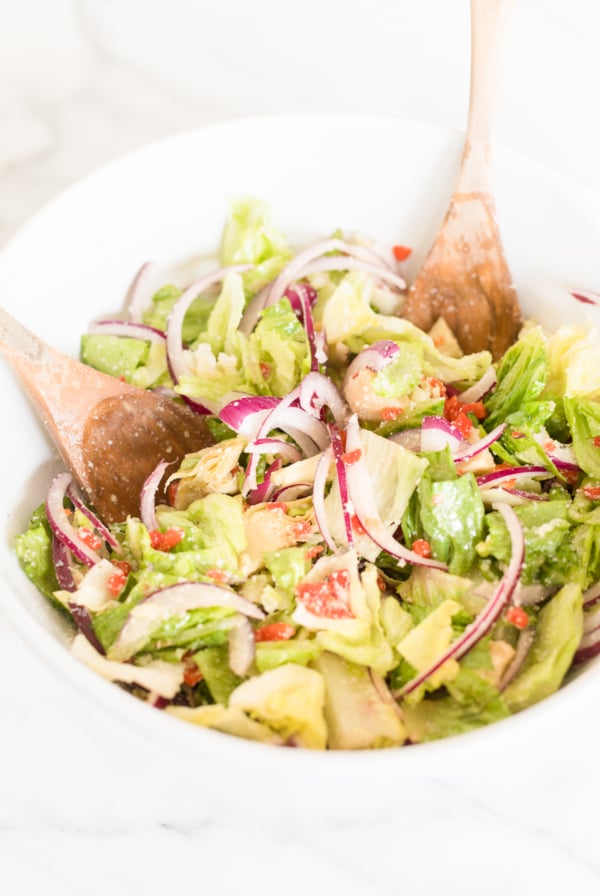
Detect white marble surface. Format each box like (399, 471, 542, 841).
(3, 1, 600, 893)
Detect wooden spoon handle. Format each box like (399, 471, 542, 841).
(456, 0, 514, 193)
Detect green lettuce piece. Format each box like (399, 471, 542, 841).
(166, 704, 283, 744)
(15, 505, 62, 606)
(371, 344, 423, 397)
(325, 428, 428, 562)
(193, 645, 242, 704)
(263, 547, 310, 594)
(219, 197, 292, 294)
(503, 583, 583, 712)
(143, 283, 215, 344)
(228, 663, 327, 749)
(92, 590, 145, 653)
(545, 324, 600, 400)
(485, 327, 548, 429)
(476, 500, 578, 586)
(396, 599, 462, 694)
(142, 607, 236, 653)
(564, 396, 600, 478)
(320, 272, 491, 384)
(255, 639, 322, 673)
(246, 299, 310, 395)
(198, 271, 247, 358)
(80, 335, 169, 389)
(398, 567, 484, 621)
(402, 666, 510, 743)
(313, 652, 406, 749)
(418, 473, 484, 575)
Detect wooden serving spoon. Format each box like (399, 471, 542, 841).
(401, 0, 521, 360)
(0, 307, 213, 524)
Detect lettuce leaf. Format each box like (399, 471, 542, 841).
(219, 197, 292, 294)
(485, 327, 548, 429)
(564, 396, 600, 478)
(418, 472, 485, 575)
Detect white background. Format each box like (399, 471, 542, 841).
(2, 2, 600, 894)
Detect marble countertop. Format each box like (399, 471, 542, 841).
(3, 1, 600, 893)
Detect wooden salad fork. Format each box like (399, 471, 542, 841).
(401, 0, 522, 359)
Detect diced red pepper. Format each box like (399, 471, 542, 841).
(107, 568, 128, 597)
(351, 514, 367, 536)
(593, 436, 600, 448)
(149, 527, 185, 551)
(260, 362, 271, 379)
(452, 412, 474, 439)
(443, 395, 461, 422)
(583, 485, 600, 501)
(305, 545, 324, 561)
(296, 568, 353, 619)
(266, 502, 287, 513)
(183, 663, 203, 687)
(392, 245, 412, 262)
(381, 406, 403, 421)
(254, 622, 296, 642)
(205, 567, 228, 584)
(411, 538, 432, 558)
(78, 527, 103, 552)
(340, 448, 362, 465)
(112, 560, 131, 577)
(461, 401, 487, 420)
(291, 519, 313, 539)
(505, 606, 529, 629)
(427, 377, 447, 397)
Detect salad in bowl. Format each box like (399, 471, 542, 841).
(14, 195, 600, 750)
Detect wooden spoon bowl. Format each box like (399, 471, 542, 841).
(0, 308, 213, 523)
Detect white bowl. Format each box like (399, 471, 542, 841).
(2, 116, 600, 805)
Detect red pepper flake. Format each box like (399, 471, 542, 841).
(340, 448, 362, 465)
(543, 440, 557, 454)
(511, 430, 524, 439)
(183, 662, 203, 687)
(381, 406, 403, 421)
(351, 514, 367, 536)
(305, 545, 324, 561)
(593, 436, 600, 448)
(149, 527, 185, 551)
(78, 527, 103, 552)
(583, 485, 600, 501)
(427, 377, 447, 397)
(392, 245, 412, 262)
(266, 502, 288, 513)
(254, 622, 296, 643)
(107, 569, 128, 597)
(296, 568, 353, 619)
(505, 606, 529, 629)
(205, 567, 228, 584)
(461, 401, 487, 420)
(452, 412, 473, 439)
(411, 538, 432, 558)
(260, 362, 271, 379)
(112, 560, 131, 577)
(443, 395, 461, 422)
(291, 519, 313, 539)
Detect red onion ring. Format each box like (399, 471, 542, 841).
(88, 320, 166, 344)
(452, 423, 507, 462)
(583, 580, 600, 608)
(476, 466, 550, 489)
(298, 256, 406, 292)
(68, 601, 107, 655)
(286, 283, 320, 372)
(140, 460, 170, 531)
(420, 416, 465, 454)
(458, 367, 497, 403)
(246, 438, 304, 464)
(344, 415, 446, 570)
(571, 289, 600, 307)
(270, 483, 312, 502)
(312, 447, 338, 554)
(46, 474, 102, 567)
(52, 536, 76, 592)
(397, 502, 525, 697)
(328, 422, 354, 547)
(499, 628, 535, 691)
(125, 261, 154, 322)
(66, 482, 120, 552)
(298, 372, 348, 424)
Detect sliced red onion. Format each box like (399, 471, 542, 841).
(242, 387, 305, 495)
(270, 483, 312, 502)
(452, 423, 507, 462)
(499, 629, 535, 691)
(140, 460, 170, 531)
(328, 422, 354, 547)
(345, 237, 400, 273)
(88, 320, 166, 344)
(476, 466, 550, 489)
(343, 341, 400, 387)
(239, 284, 271, 336)
(66, 482, 120, 552)
(583, 604, 600, 636)
(166, 265, 250, 383)
(125, 261, 154, 322)
(312, 447, 337, 553)
(148, 693, 170, 709)
(299, 256, 406, 292)
(344, 415, 446, 570)
(46, 473, 102, 567)
(245, 438, 304, 464)
(286, 283, 320, 372)
(397, 503, 525, 698)
(247, 459, 282, 506)
(228, 617, 255, 677)
(583, 580, 600, 608)
(420, 416, 465, 454)
(298, 372, 348, 424)
(264, 239, 344, 308)
(389, 429, 422, 452)
(571, 289, 600, 307)
(504, 488, 549, 502)
(52, 536, 76, 592)
(458, 367, 497, 403)
(272, 406, 329, 453)
(68, 602, 106, 655)
(219, 395, 280, 436)
(111, 582, 265, 661)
